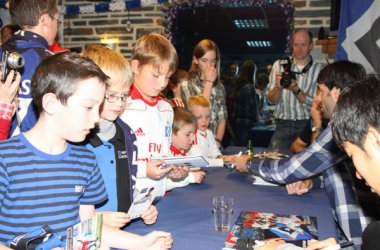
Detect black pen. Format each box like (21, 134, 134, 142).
(339, 240, 354, 248)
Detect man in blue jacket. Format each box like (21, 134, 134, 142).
(1, 0, 58, 136)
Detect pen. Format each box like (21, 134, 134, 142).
(339, 241, 354, 248)
(230, 151, 242, 171)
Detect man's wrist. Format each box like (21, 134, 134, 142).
(293, 88, 301, 95)
(245, 159, 252, 172)
(311, 126, 323, 133)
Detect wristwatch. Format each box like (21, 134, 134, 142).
(293, 88, 302, 95)
(312, 127, 323, 132)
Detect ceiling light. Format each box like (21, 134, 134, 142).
(234, 19, 267, 29)
(246, 40, 273, 47)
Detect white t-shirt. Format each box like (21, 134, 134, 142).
(120, 85, 173, 198)
(188, 129, 223, 166)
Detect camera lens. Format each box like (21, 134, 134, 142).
(7, 52, 25, 69)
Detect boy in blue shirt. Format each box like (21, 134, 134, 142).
(0, 52, 172, 249)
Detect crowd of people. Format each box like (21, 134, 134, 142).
(0, 0, 379, 250)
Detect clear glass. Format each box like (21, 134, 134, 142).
(213, 207, 233, 232)
(212, 196, 233, 232)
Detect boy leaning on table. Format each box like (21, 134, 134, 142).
(187, 95, 225, 166)
(0, 52, 172, 249)
(165, 107, 206, 190)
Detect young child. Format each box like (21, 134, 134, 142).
(120, 33, 188, 200)
(0, 52, 172, 249)
(187, 95, 224, 166)
(166, 107, 206, 190)
(82, 45, 158, 229)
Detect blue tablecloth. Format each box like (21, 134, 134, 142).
(127, 168, 337, 250)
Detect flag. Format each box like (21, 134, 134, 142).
(335, 0, 380, 74)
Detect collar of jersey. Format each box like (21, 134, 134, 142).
(8, 30, 49, 49)
(130, 85, 160, 107)
(170, 145, 186, 156)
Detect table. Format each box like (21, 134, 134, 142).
(127, 168, 337, 249)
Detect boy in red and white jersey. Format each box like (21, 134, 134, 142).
(120, 33, 188, 200)
(166, 107, 206, 190)
(187, 96, 224, 166)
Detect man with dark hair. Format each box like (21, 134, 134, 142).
(332, 75, 380, 250)
(1, 0, 59, 136)
(232, 61, 377, 249)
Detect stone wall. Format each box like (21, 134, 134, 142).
(61, 0, 331, 59)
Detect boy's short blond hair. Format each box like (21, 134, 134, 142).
(187, 95, 210, 109)
(172, 107, 197, 135)
(132, 33, 178, 75)
(82, 45, 133, 90)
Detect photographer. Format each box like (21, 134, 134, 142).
(267, 29, 324, 150)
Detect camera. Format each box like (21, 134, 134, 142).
(279, 57, 296, 88)
(1, 51, 25, 81)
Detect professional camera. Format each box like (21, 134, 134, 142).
(1, 51, 25, 81)
(279, 57, 296, 88)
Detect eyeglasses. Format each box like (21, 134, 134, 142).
(50, 13, 63, 24)
(104, 93, 129, 103)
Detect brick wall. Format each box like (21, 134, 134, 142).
(61, 0, 331, 60)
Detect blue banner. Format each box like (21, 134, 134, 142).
(335, 0, 380, 74)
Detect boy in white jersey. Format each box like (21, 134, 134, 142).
(187, 95, 224, 166)
(120, 33, 188, 200)
(166, 107, 206, 190)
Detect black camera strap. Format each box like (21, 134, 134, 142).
(292, 56, 313, 75)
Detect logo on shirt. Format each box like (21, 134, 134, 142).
(165, 126, 171, 137)
(75, 185, 85, 193)
(134, 127, 145, 136)
(118, 150, 128, 159)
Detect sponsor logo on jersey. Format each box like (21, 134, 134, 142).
(134, 127, 145, 136)
(165, 125, 171, 137)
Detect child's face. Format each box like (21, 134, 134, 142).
(58, 77, 106, 142)
(132, 60, 171, 102)
(194, 50, 217, 76)
(172, 124, 196, 151)
(191, 105, 211, 131)
(343, 130, 380, 195)
(100, 80, 129, 122)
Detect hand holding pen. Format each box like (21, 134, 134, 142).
(229, 151, 242, 171)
